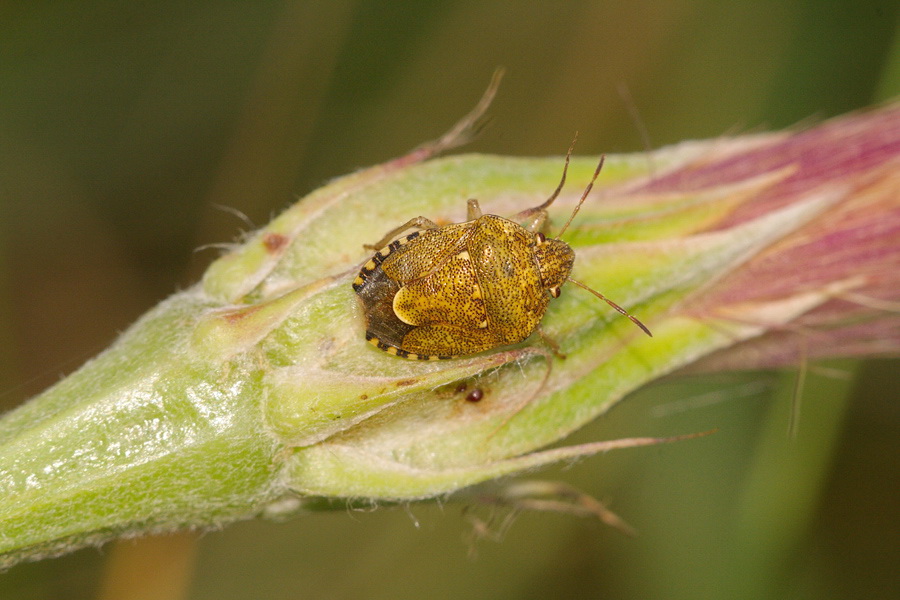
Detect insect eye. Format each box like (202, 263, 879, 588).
(535, 232, 546, 245)
(549, 287, 561, 298)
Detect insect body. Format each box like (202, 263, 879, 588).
(353, 149, 651, 360)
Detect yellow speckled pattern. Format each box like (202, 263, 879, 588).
(392, 250, 487, 329)
(354, 211, 575, 358)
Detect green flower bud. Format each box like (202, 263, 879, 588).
(1, 101, 897, 568)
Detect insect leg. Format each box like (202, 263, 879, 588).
(486, 346, 555, 438)
(523, 209, 549, 233)
(535, 325, 566, 359)
(364, 216, 440, 250)
(466, 199, 483, 220)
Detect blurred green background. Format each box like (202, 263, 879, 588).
(0, 1, 897, 599)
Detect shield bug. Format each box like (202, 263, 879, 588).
(352, 145, 651, 361)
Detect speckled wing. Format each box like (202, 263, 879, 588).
(467, 215, 547, 344)
(401, 323, 502, 356)
(391, 248, 489, 330)
(381, 222, 473, 283)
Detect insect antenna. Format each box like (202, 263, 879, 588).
(529, 135, 577, 214)
(556, 154, 605, 240)
(566, 277, 652, 337)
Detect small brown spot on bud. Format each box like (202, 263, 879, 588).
(263, 233, 289, 253)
